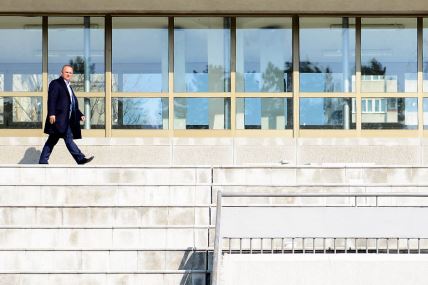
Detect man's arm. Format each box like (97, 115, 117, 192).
(47, 81, 59, 124)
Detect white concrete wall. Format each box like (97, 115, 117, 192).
(2, 137, 426, 166)
(1, 165, 428, 284)
(221, 255, 428, 285)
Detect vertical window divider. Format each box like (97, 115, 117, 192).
(356, 17, 362, 134)
(42, 16, 48, 132)
(292, 16, 299, 137)
(417, 17, 423, 134)
(168, 17, 174, 135)
(231, 17, 237, 133)
(105, 15, 112, 137)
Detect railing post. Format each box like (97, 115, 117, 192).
(212, 191, 223, 285)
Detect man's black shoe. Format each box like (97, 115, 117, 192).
(78, 156, 94, 165)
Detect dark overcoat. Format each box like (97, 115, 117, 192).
(43, 77, 84, 139)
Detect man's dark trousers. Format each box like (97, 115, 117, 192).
(39, 125, 85, 164)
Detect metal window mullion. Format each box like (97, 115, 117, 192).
(418, 17, 423, 134)
(356, 17, 362, 133)
(230, 17, 236, 133)
(42, 16, 48, 132)
(168, 17, 174, 135)
(292, 16, 300, 137)
(105, 15, 112, 137)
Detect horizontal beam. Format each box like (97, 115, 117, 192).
(1, 0, 428, 14)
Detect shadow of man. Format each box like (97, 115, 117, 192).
(18, 147, 41, 164)
(179, 247, 208, 285)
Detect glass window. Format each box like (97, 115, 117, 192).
(362, 98, 417, 129)
(300, 18, 355, 92)
(112, 17, 168, 92)
(300, 98, 356, 129)
(236, 18, 292, 92)
(77, 97, 105, 129)
(236, 98, 293, 129)
(423, 19, 428, 92)
(48, 17, 105, 92)
(174, 98, 231, 129)
(112, 98, 168, 129)
(0, 97, 42, 128)
(424, 98, 428, 129)
(361, 18, 417, 93)
(174, 18, 231, 92)
(0, 17, 42, 92)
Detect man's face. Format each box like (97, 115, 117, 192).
(61, 66, 74, 81)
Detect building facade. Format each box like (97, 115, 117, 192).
(1, 1, 428, 165)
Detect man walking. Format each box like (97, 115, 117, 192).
(39, 65, 94, 165)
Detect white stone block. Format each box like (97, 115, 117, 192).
(81, 251, 109, 271)
(166, 229, 194, 248)
(138, 251, 166, 270)
(0, 208, 36, 225)
(169, 187, 195, 205)
(168, 208, 195, 225)
(134, 274, 164, 285)
(140, 229, 166, 249)
(35, 208, 61, 225)
(114, 208, 142, 226)
(112, 229, 140, 249)
(140, 208, 168, 226)
(109, 251, 138, 271)
(62, 229, 112, 249)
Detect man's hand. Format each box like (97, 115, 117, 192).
(49, 115, 56, 124)
(81, 116, 86, 122)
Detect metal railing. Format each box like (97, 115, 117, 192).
(211, 192, 428, 285)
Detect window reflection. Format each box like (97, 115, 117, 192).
(236, 98, 293, 129)
(77, 97, 105, 129)
(236, 18, 292, 92)
(362, 98, 417, 129)
(174, 18, 231, 92)
(300, 18, 355, 92)
(112, 17, 168, 92)
(48, 17, 105, 92)
(300, 98, 356, 129)
(423, 19, 428, 92)
(112, 98, 168, 129)
(0, 97, 42, 128)
(0, 17, 42, 92)
(361, 18, 417, 93)
(174, 98, 231, 129)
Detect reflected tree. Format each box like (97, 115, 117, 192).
(69, 56, 96, 92)
(361, 58, 386, 75)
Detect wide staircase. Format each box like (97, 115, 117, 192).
(0, 165, 427, 284)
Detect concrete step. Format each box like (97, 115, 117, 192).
(0, 207, 210, 227)
(0, 228, 209, 250)
(0, 185, 211, 206)
(0, 250, 208, 272)
(0, 273, 207, 285)
(3, 165, 428, 186)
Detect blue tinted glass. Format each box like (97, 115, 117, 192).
(174, 18, 231, 92)
(300, 18, 355, 92)
(236, 18, 292, 92)
(48, 17, 105, 92)
(0, 17, 42, 92)
(362, 18, 417, 93)
(423, 19, 428, 92)
(174, 98, 231, 129)
(300, 98, 355, 129)
(237, 98, 293, 129)
(112, 98, 168, 129)
(112, 17, 168, 92)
